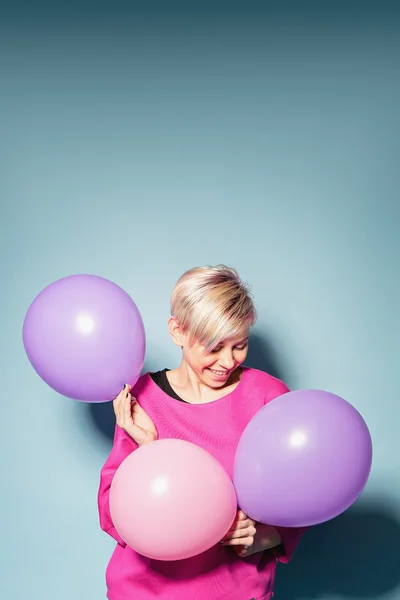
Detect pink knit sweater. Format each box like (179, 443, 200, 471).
(98, 367, 307, 599)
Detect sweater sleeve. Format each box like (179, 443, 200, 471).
(97, 424, 138, 546)
(272, 526, 309, 563)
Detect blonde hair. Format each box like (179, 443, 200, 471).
(170, 264, 257, 350)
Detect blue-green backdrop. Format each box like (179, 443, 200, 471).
(1, 1, 399, 599)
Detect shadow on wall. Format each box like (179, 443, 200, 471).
(87, 332, 400, 599)
(244, 330, 285, 379)
(274, 501, 400, 599)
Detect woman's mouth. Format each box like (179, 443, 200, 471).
(208, 368, 230, 379)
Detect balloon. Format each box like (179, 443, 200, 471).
(110, 439, 237, 561)
(233, 390, 372, 527)
(22, 274, 145, 402)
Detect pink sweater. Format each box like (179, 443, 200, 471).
(98, 367, 307, 600)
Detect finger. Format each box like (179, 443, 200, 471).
(236, 519, 255, 529)
(221, 522, 256, 541)
(122, 389, 132, 422)
(131, 401, 148, 416)
(222, 525, 256, 541)
(131, 398, 143, 417)
(113, 386, 123, 409)
(221, 535, 255, 547)
(113, 397, 119, 416)
(226, 519, 255, 533)
(236, 510, 248, 521)
(113, 386, 125, 417)
(222, 526, 249, 541)
(113, 384, 130, 406)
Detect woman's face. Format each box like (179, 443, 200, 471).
(182, 333, 249, 388)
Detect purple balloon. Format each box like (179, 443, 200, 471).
(233, 390, 372, 527)
(23, 274, 146, 402)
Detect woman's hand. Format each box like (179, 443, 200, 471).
(113, 384, 158, 447)
(221, 510, 282, 558)
(221, 510, 257, 556)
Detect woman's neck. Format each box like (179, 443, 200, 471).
(166, 363, 243, 404)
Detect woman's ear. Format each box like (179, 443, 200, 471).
(168, 316, 184, 348)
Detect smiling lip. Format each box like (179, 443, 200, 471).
(208, 368, 230, 378)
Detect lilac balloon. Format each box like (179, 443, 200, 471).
(233, 390, 372, 527)
(23, 274, 146, 402)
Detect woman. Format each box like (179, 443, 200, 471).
(98, 264, 307, 600)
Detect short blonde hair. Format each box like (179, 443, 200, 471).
(170, 264, 257, 350)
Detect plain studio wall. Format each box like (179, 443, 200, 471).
(1, 2, 399, 599)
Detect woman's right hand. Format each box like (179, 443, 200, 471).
(113, 384, 158, 446)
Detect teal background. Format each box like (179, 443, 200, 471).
(1, 2, 399, 599)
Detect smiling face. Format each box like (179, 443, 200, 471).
(177, 327, 249, 388)
(169, 265, 256, 388)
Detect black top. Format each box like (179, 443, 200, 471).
(150, 369, 188, 403)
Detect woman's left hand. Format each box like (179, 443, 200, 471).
(221, 510, 257, 557)
(221, 510, 282, 558)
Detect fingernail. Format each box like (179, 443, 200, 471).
(123, 384, 126, 390)
(126, 393, 129, 398)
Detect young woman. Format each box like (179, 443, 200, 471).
(98, 264, 307, 600)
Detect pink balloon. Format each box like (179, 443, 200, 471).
(110, 439, 237, 561)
